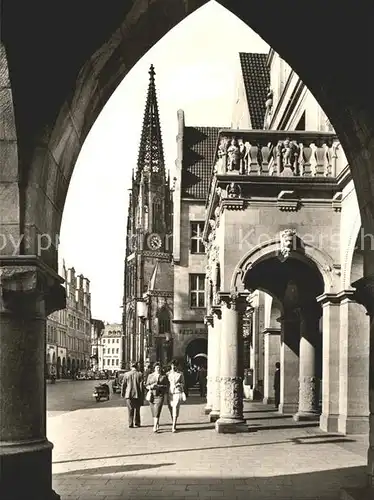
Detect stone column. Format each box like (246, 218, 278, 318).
(278, 313, 299, 414)
(262, 328, 281, 405)
(338, 290, 369, 434)
(250, 304, 261, 399)
(209, 307, 222, 422)
(204, 314, 214, 414)
(317, 293, 341, 432)
(350, 276, 374, 492)
(215, 293, 247, 433)
(0, 257, 66, 499)
(294, 308, 320, 421)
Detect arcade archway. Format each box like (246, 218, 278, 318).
(185, 338, 208, 368)
(243, 255, 324, 419)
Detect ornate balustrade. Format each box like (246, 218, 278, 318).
(213, 130, 340, 178)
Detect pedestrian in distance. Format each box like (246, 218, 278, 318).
(167, 359, 186, 433)
(274, 361, 281, 410)
(146, 362, 169, 433)
(121, 361, 144, 428)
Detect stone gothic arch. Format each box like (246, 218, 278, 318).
(157, 305, 171, 335)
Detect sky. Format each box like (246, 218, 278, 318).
(58, 1, 269, 323)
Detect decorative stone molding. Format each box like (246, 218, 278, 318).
(213, 131, 338, 177)
(211, 305, 222, 320)
(351, 276, 374, 316)
(277, 190, 300, 212)
(332, 191, 342, 212)
(279, 229, 297, 262)
(220, 199, 246, 211)
(218, 291, 248, 313)
(142, 251, 171, 260)
(220, 376, 244, 418)
(227, 182, 241, 198)
(204, 315, 214, 327)
(0, 256, 65, 316)
(148, 290, 173, 298)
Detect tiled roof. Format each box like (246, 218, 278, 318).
(181, 126, 222, 200)
(239, 52, 270, 129)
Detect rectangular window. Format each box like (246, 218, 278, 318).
(116, 348, 119, 354)
(189, 274, 205, 308)
(116, 359, 119, 366)
(103, 348, 105, 354)
(190, 222, 205, 254)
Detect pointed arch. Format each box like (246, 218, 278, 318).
(157, 305, 171, 334)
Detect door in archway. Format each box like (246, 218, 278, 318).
(185, 338, 208, 368)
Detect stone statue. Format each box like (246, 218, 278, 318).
(238, 138, 246, 174)
(265, 88, 273, 112)
(281, 139, 299, 172)
(227, 182, 241, 198)
(279, 229, 297, 262)
(227, 139, 240, 171)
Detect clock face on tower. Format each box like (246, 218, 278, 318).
(147, 233, 162, 250)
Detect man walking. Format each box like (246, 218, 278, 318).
(121, 362, 144, 428)
(274, 361, 281, 410)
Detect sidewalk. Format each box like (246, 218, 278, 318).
(50, 396, 368, 500)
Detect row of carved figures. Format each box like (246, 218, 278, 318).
(215, 137, 339, 177)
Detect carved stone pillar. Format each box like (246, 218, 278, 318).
(0, 256, 66, 500)
(294, 307, 320, 421)
(278, 313, 299, 414)
(262, 328, 281, 405)
(317, 293, 341, 432)
(338, 290, 369, 435)
(209, 307, 222, 422)
(215, 293, 247, 433)
(350, 276, 374, 492)
(204, 314, 214, 414)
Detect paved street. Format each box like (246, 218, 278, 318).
(48, 382, 368, 500)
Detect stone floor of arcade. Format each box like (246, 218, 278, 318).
(50, 394, 368, 500)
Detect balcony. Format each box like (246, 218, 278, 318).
(204, 129, 349, 239)
(213, 129, 342, 178)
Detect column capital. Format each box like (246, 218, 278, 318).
(204, 314, 214, 327)
(351, 275, 374, 316)
(211, 305, 222, 320)
(262, 327, 281, 335)
(218, 291, 248, 312)
(0, 255, 65, 316)
(317, 289, 356, 305)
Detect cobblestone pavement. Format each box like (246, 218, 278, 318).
(49, 390, 368, 500)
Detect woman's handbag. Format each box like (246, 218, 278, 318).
(146, 390, 154, 403)
(181, 392, 187, 402)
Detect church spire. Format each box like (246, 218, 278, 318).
(136, 65, 165, 181)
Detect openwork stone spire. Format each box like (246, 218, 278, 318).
(136, 64, 165, 181)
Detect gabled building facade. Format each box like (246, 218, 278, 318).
(122, 53, 369, 442)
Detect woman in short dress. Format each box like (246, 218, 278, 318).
(167, 359, 185, 433)
(146, 363, 168, 433)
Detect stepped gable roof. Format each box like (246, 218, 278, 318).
(181, 126, 222, 200)
(239, 52, 270, 129)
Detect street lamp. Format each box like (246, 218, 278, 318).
(137, 299, 148, 365)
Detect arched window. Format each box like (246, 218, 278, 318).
(157, 307, 171, 334)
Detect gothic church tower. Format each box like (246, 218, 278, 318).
(122, 65, 174, 367)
